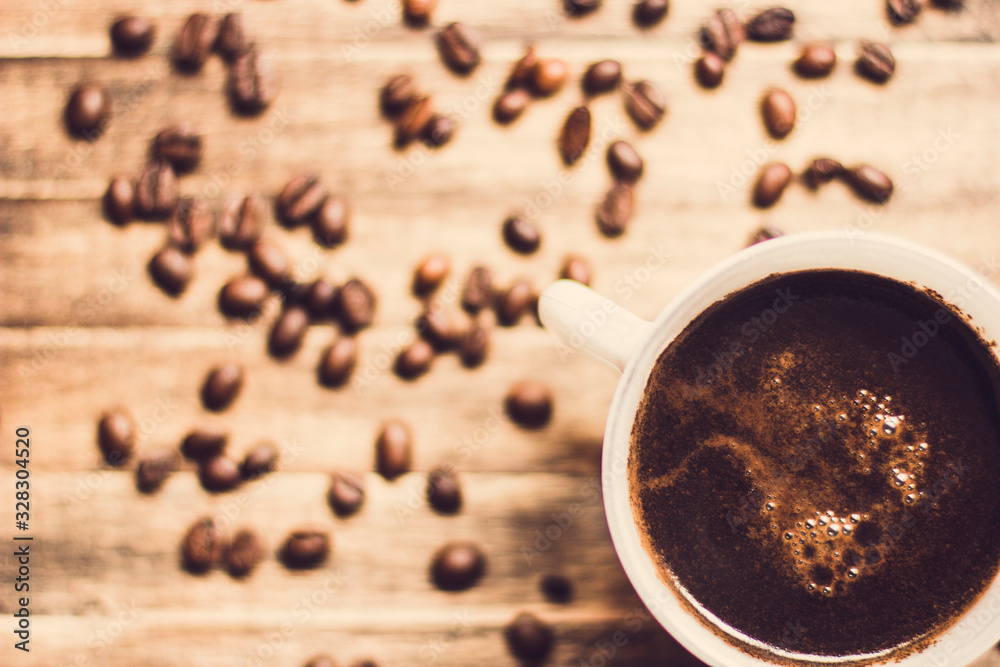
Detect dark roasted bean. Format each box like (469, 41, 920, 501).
(505, 380, 553, 428)
(136, 449, 180, 493)
(148, 246, 193, 296)
(241, 442, 278, 478)
(505, 613, 554, 661)
(279, 529, 330, 569)
(216, 13, 252, 61)
(168, 199, 216, 253)
(417, 308, 460, 351)
(403, 0, 438, 27)
(65, 84, 111, 137)
(381, 74, 418, 117)
(436, 22, 481, 74)
(427, 467, 462, 514)
(226, 528, 264, 577)
(607, 141, 643, 183)
(318, 336, 358, 387)
(228, 49, 278, 115)
(431, 542, 486, 591)
(201, 364, 245, 411)
(461, 266, 493, 314)
(376, 420, 412, 480)
(752, 163, 793, 208)
(110, 16, 155, 56)
(494, 89, 531, 125)
(700, 8, 743, 61)
(633, 0, 669, 27)
(558, 106, 591, 166)
(596, 182, 634, 237)
(199, 455, 242, 492)
(153, 125, 203, 172)
(803, 157, 844, 190)
(623, 80, 666, 130)
(182, 427, 229, 460)
(413, 253, 451, 296)
(219, 192, 265, 250)
(887, 0, 922, 25)
(846, 164, 894, 203)
(247, 239, 292, 289)
(312, 197, 349, 248)
(422, 114, 456, 147)
(506, 47, 539, 89)
(395, 96, 434, 148)
(541, 574, 574, 603)
(305, 278, 338, 320)
(97, 408, 136, 466)
(337, 278, 377, 332)
(181, 518, 226, 573)
(269, 306, 309, 358)
(502, 216, 541, 254)
(174, 13, 219, 72)
(219, 275, 269, 318)
(564, 0, 602, 16)
(496, 281, 535, 327)
(695, 52, 725, 89)
(761, 88, 796, 139)
(103, 177, 134, 225)
(459, 322, 489, 368)
(856, 41, 895, 84)
(745, 7, 795, 42)
(395, 340, 435, 380)
(328, 472, 365, 516)
(277, 174, 327, 227)
(135, 159, 177, 219)
(582, 59, 622, 96)
(794, 43, 837, 78)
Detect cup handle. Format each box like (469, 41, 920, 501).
(539, 280, 653, 373)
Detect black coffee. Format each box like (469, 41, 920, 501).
(630, 269, 1000, 658)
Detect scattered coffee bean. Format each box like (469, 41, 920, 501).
(761, 88, 796, 139)
(436, 22, 481, 75)
(422, 114, 456, 147)
(559, 255, 592, 285)
(427, 467, 462, 514)
(216, 13, 251, 61)
(745, 7, 795, 42)
(453, 321, 487, 368)
(747, 226, 785, 246)
(695, 52, 725, 89)
(700, 8, 743, 61)
(328, 471, 365, 516)
(337, 278, 377, 332)
(226, 528, 264, 578)
(846, 164, 894, 203)
(136, 449, 180, 493)
(541, 574, 574, 603)
(606, 141, 643, 183)
(431, 542, 486, 591)
(280, 529, 331, 569)
(312, 197, 349, 248)
(794, 43, 837, 78)
(269, 305, 309, 358)
(582, 59, 622, 96)
(276, 174, 326, 227)
(494, 89, 531, 125)
(305, 278, 337, 320)
(135, 159, 178, 219)
(623, 80, 666, 130)
(153, 125, 203, 173)
(148, 245, 193, 296)
(182, 517, 226, 573)
(752, 162, 793, 208)
(417, 308, 460, 351)
(803, 157, 844, 190)
(304, 656, 338, 667)
(241, 442, 278, 479)
(505, 380, 553, 428)
(395, 339, 435, 379)
(219, 192, 265, 250)
(531, 58, 569, 97)
(229, 49, 278, 115)
(174, 13, 219, 72)
(888, 0, 922, 25)
(182, 427, 229, 460)
(502, 216, 541, 254)
(633, 0, 669, 27)
(596, 182, 634, 237)
(97, 408, 136, 466)
(376, 420, 412, 480)
(505, 613, 554, 661)
(202, 364, 245, 412)
(856, 41, 895, 84)
(413, 253, 451, 296)
(461, 266, 494, 314)
(564, 0, 602, 16)
(199, 455, 242, 492)
(218, 275, 269, 319)
(248, 239, 292, 289)
(168, 199, 216, 253)
(65, 84, 111, 137)
(403, 0, 438, 27)
(110, 16, 155, 56)
(381, 74, 418, 117)
(395, 96, 434, 148)
(497, 281, 535, 327)
(506, 47, 539, 89)
(558, 106, 592, 166)
(318, 336, 358, 387)
(932, 0, 963, 8)
(103, 177, 134, 225)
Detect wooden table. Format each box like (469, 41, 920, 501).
(3, 0, 1000, 664)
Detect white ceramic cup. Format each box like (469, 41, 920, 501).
(538, 231, 1000, 666)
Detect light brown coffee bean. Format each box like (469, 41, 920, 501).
(506, 47, 539, 89)
(531, 58, 569, 97)
(752, 163, 793, 208)
(97, 408, 136, 466)
(219, 192, 265, 251)
(312, 197, 349, 248)
(413, 253, 451, 296)
(337, 278, 377, 332)
(153, 125, 203, 172)
(277, 174, 327, 227)
(403, 0, 438, 27)
(416, 308, 460, 351)
(201, 364, 244, 411)
(218, 275, 269, 319)
(623, 80, 666, 130)
(558, 106, 591, 166)
(248, 239, 292, 289)
(269, 305, 309, 358)
(304, 278, 337, 320)
(182, 427, 229, 460)
(496, 281, 535, 327)
(376, 420, 412, 480)
(461, 266, 493, 314)
(459, 322, 490, 368)
(226, 528, 264, 578)
(695, 52, 725, 89)
(761, 88, 796, 139)
(241, 442, 278, 479)
(173, 14, 219, 72)
(381, 74, 418, 117)
(700, 8, 743, 61)
(318, 336, 358, 387)
(431, 542, 485, 591)
(279, 529, 331, 569)
(794, 43, 837, 78)
(846, 164, 894, 203)
(436, 22, 481, 74)
(582, 59, 622, 96)
(395, 96, 434, 148)
(136, 449, 180, 493)
(395, 340, 435, 380)
(427, 467, 462, 514)
(328, 472, 365, 517)
(228, 49, 278, 115)
(168, 198, 216, 254)
(135, 159, 177, 219)
(181, 517, 226, 573)
(856, 42, 895, 84)
(148, 246, 192, 296)
(216, 13, 252, 61)
(199, 455, 242, 492)
(505, 380, 553, 428)
(745, 7, 795, 42)
(493, 89, 531, 125)
(607, 141, 644, 183)
(596, 182, 634, 237)
(559, 255, 592, 285)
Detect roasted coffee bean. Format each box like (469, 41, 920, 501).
(794, 43, 837, 78)
(97, 408, 136, 466)
(305, 278, 338, 320)
(182, 518, 226, 573)
(241, 442, 278, 478)
(65, 84, 111, 137)
(103, 177, 134, 225)
(219, 192, 265, 250)
(582, 59, 622, 96)
(427, 467, 462, 514)
(856, 42, 895, 84)
(761, 88, 796, 139)
(559, 255, 592, 285)
(558, 106, 591, 166)
(932, 0, 963, 8)
(531, 58, 569, 97)
(745, 7, 795, 42)
(431, 542, 486, 591)
(623, 80, 665, 130)
(381, 74, 418, 117)
(497, 281, 535, 326)
(395, 340, 435, 379)
(110, 16, 155, 56)
(337, 278, 377, 332)
(607, 141, 643, 183)
(541, 574, 574, 603)
(505, 380, 553, 428)
(695, 52, 725, 89)
(417, 308, 460, 351)
(168, 199, 216, 253)
(219, 275, 269, 318)
(376, 419, 412, 480)
(403, 0, 438, 27)
(395, 96, 434, 147)
(633, 0, 669, 27)
(846, 164, 894, 203)
(279, 529, 330, 569)
(148, 246, 193, 296)
(422, 114, 456, 147)
(200, 455, 242, 492)
(493, 89, 531, 124)
(747, 226, 785, 246)
(136, 449, 179, 493)
(461, 266, 493, 314)
(752, 162, 793, 208)
(312, 197, 349, 248)
(135, 159, 177, 219)
(413, 253, 451, 296)
(328, 472, 365, 516)
(228, 49, 278, 115)
(226, 528, 264, 578)
(182, 427, 229, 460)
(201, 363, 245, 411)
(174, 13, 219, 72)
(277, 174, 327, 227)
(596, 182, 634, 237)
(216, 13, 251, 61)
(803, 157, 844, 190)
(700, 8, 743, 61)
(269, 305, 309, 358)
(506, 47, 539, 89)
(436, 22, 481, 74)
(888, 0, 922, 25)
(305, 656, 338, 667)
(564, 0, 602, 16)
(502, 216, 541, 254)
(505, 613, 554, 661)
(248, 239, 292, 289)
(459, 322, 490, 368)
(153, 125, 203, 172)
(318, 336, 358, 387)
